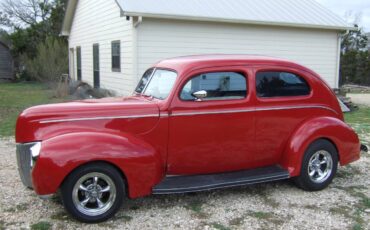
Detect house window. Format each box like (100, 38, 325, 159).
(256, 71, 310, 98)
(180, 72, 247, 101)
(76, 46, 82, 81)
(111, 41, 121, 72)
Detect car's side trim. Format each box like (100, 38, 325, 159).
(39, 114, 159, 124)
(170, 105, 338, 117)
(172, 108, 254, 117)
(160, 113, 170, 118)
(38, 105, 337, 124)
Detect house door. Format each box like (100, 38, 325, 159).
(93, 44, 100, 88)
(76, 46, 82, 81)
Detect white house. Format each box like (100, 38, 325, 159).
(61, 0, 354, 95)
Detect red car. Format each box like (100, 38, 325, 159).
(16, 55, 361, 222)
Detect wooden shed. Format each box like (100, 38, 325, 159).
(0, 41, 14, 81)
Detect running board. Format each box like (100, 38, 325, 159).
(153, 165, 290, 194)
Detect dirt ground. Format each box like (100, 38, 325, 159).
(0, 137, 369, 230)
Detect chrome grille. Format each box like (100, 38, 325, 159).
(16, 143, 34, 188)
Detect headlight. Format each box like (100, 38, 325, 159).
(30, 142, 41, 167)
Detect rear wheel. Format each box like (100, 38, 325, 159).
(294, 139, 338, 191)
(61, 163, 125, 223)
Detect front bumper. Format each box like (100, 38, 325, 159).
(16, 142, 38, 188)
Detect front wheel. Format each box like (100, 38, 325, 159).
(61, 163, 125, 223)
(294, 139, 338, 191)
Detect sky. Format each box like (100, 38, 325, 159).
(316, 0, 370, 32)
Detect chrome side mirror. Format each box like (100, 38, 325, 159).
(192, 90, 207, 101)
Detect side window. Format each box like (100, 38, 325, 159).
(111, 41, 121, 72)
(135, 68, 154, 93)
(256, 71, 310, 98)
(180, 72, 247, 101)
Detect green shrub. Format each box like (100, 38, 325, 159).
(22, 37, 68, 85)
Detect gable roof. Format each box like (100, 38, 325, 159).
(61, 0, 354, 36)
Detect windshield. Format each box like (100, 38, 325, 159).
(135, 69, 177, 100)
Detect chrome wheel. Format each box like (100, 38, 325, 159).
(72, 172, 116, 216)
(308, 150, 333, 183)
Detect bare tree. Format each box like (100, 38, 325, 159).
(0, 11, 11, 26)
(1, 0, 52, 27)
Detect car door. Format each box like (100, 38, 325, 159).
(167, 66, 256, 175)
(253, 66, 314, 165)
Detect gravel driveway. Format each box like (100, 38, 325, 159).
(0, 137, 369, 230)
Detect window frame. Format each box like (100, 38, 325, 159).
(255, 69, 312, 99)
(135, 68, 155, 94)
(178, 71, 249, 102)
(111, 40, 121, 72)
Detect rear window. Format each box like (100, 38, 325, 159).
(256, 72, 310, 98)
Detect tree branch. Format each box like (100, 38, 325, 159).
(1, 0, 52, 27)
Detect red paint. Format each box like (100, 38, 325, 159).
(15, 55, 360, 198)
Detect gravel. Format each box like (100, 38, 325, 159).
(0, 137, 369, 230)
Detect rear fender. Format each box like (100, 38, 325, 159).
(281, 117, 360, 177)
(32, 132, 164, 198)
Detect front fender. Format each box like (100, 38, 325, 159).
(281, 117, 360, 177)
(32, 132, 164, 198)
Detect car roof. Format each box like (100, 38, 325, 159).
(154, 54, 316, 75)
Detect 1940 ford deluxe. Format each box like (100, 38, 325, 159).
(16, 55, 362, 222)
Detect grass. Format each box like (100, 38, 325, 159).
(185, 199, 210, 219)
(249, 211, 273, 219)
(246, 211, 285, 226)
(345, 106, 370, 124)
(337, 165, 362, 179)
(211, 222, 231, 230)
(257, 190, 280, 208)
(344, 106, 370, 147)
(30, 221, 52, 230)
(353, 223, 363, 230)
(115, 214, 133, 222)
(50, 211, 70, 221)
(329, 206, 353, 219)
(185, 200, 204, 213)
(0, 82, 63, 137)
(0, 220, 5, 230)
(229, 216, 244, 226)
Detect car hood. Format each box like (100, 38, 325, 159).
(16, 96, 160, 143)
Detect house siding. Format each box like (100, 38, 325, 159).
(68, 0, 135, 95)
(137, 19, 339, 88)
(0, 43, 13, 80)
